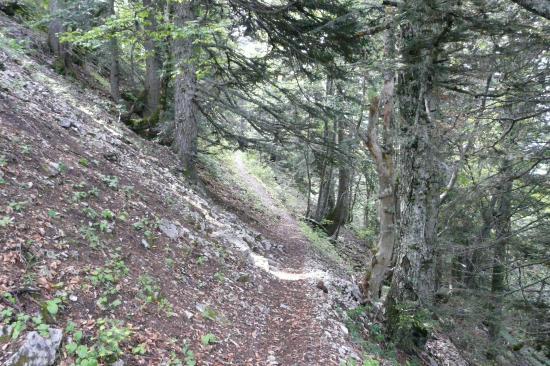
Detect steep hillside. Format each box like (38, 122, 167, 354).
(0, 14, 370, 366)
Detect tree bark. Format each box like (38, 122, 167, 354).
(358, 22, 398, 302)
(386, 12, 443, 319)
(108, 0, 120, 102)
(143, 0, 162, 119)
(172, 0, 198, 177)
(48, 0, 69, 69)
(510, 0, 550, 19)
(325, 120, 352, 238)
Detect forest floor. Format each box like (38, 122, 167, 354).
(0, 13, 376, 366)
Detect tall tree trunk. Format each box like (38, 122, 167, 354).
(108, 0, 120, 102)
(358, 22, 398, 302)
(386, 9, 443, 328)
(48, 0, 69, 69)
(488, 158, 512, 357)
(143, 0, 162, 119)
(325, 121, 352, 238)
(172, 1, 198, 177)
(313, 108, 336, 223)
(314, 159, 335, 222)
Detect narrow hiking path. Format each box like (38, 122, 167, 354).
(229, 152, 360, 365)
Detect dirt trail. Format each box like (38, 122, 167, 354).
(231, 152, 350, 365)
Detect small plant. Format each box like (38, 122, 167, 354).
(89, 259, 128, 310)
(389, 303, 434, 352)
(196, 255, 207, 266)
(80, 225, 101, 247)
(98, 220, 110, 233)
(32, 315, 50, 337)
(200, 333, 218, 346)
(65, 319, 131, 365)
(21, 144, 32, 154)
(213, 271, 225, 283)
(88, 186, 100, 197)
(0, 216, 13, 228)
(0, 155, 7, 167)
(132, 343, 147, 355)
(10, 313, 30, 340)
(133, 219, 147, 231)
(101, 175, 119, 190)
(200, 306, 218, 321)
(82, 207, 98, 219)
(101, 209, 115, 220)
(122, 185, 135, 198)
(48, 209, 59, 219)
(117, 211, 128, 222)
(182, 341, 196, 366)
(79, 158, 89, 167)
(45, 298, 62, 318)
(370, 324, 385, 343)
(9, 201, 27, 212)
(73, 191, 88, 202)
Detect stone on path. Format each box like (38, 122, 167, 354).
(5, 328, 63, 366)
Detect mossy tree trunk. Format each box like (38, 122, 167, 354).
(385, 0, 449, 336)
(143, 0, 162, 119)
(172, 0, 198, 178)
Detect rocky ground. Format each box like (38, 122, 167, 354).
(0, 13, 373, 365)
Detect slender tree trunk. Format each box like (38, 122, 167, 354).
(314, 159, 335, 222)
(143, 0, 162, 119)
(359, 22, 398, 302)
(304, 139, 312, 218)
(488, 158, 512, 357)
(348, 171, 360, 224)
(108, 0, 120, 102)
(172, 1, 198, 177)
(325, 121, 352, 238)
(48, 0, 69, 69)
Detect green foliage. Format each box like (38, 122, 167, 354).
(200, 306, 218, 321)
(200, 333, 218, 346)
(0, 32, 28, 54)
(101, 209, 115, 220)
(65, 318, 130, 365)
(73, 191, 89, 202)
(9, 201, 27, 212)
(100, 175, 119, 190)
(89, 259, 128, 310)
(299, 222, 348, 269)
(388, 303, 434, 352)
(213, 271, 225, 283)
(132, 343, 147, 355)
(182, 341, 197, 366)
(44, 298, 62, 318)
(138, 274, 175, 316)
(0, 216, 14, 228)
(340, 358, 380, 366)
(80, 225, 101, 247)
(82, 207, 98, 219)
(47, 209, 59, 218)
